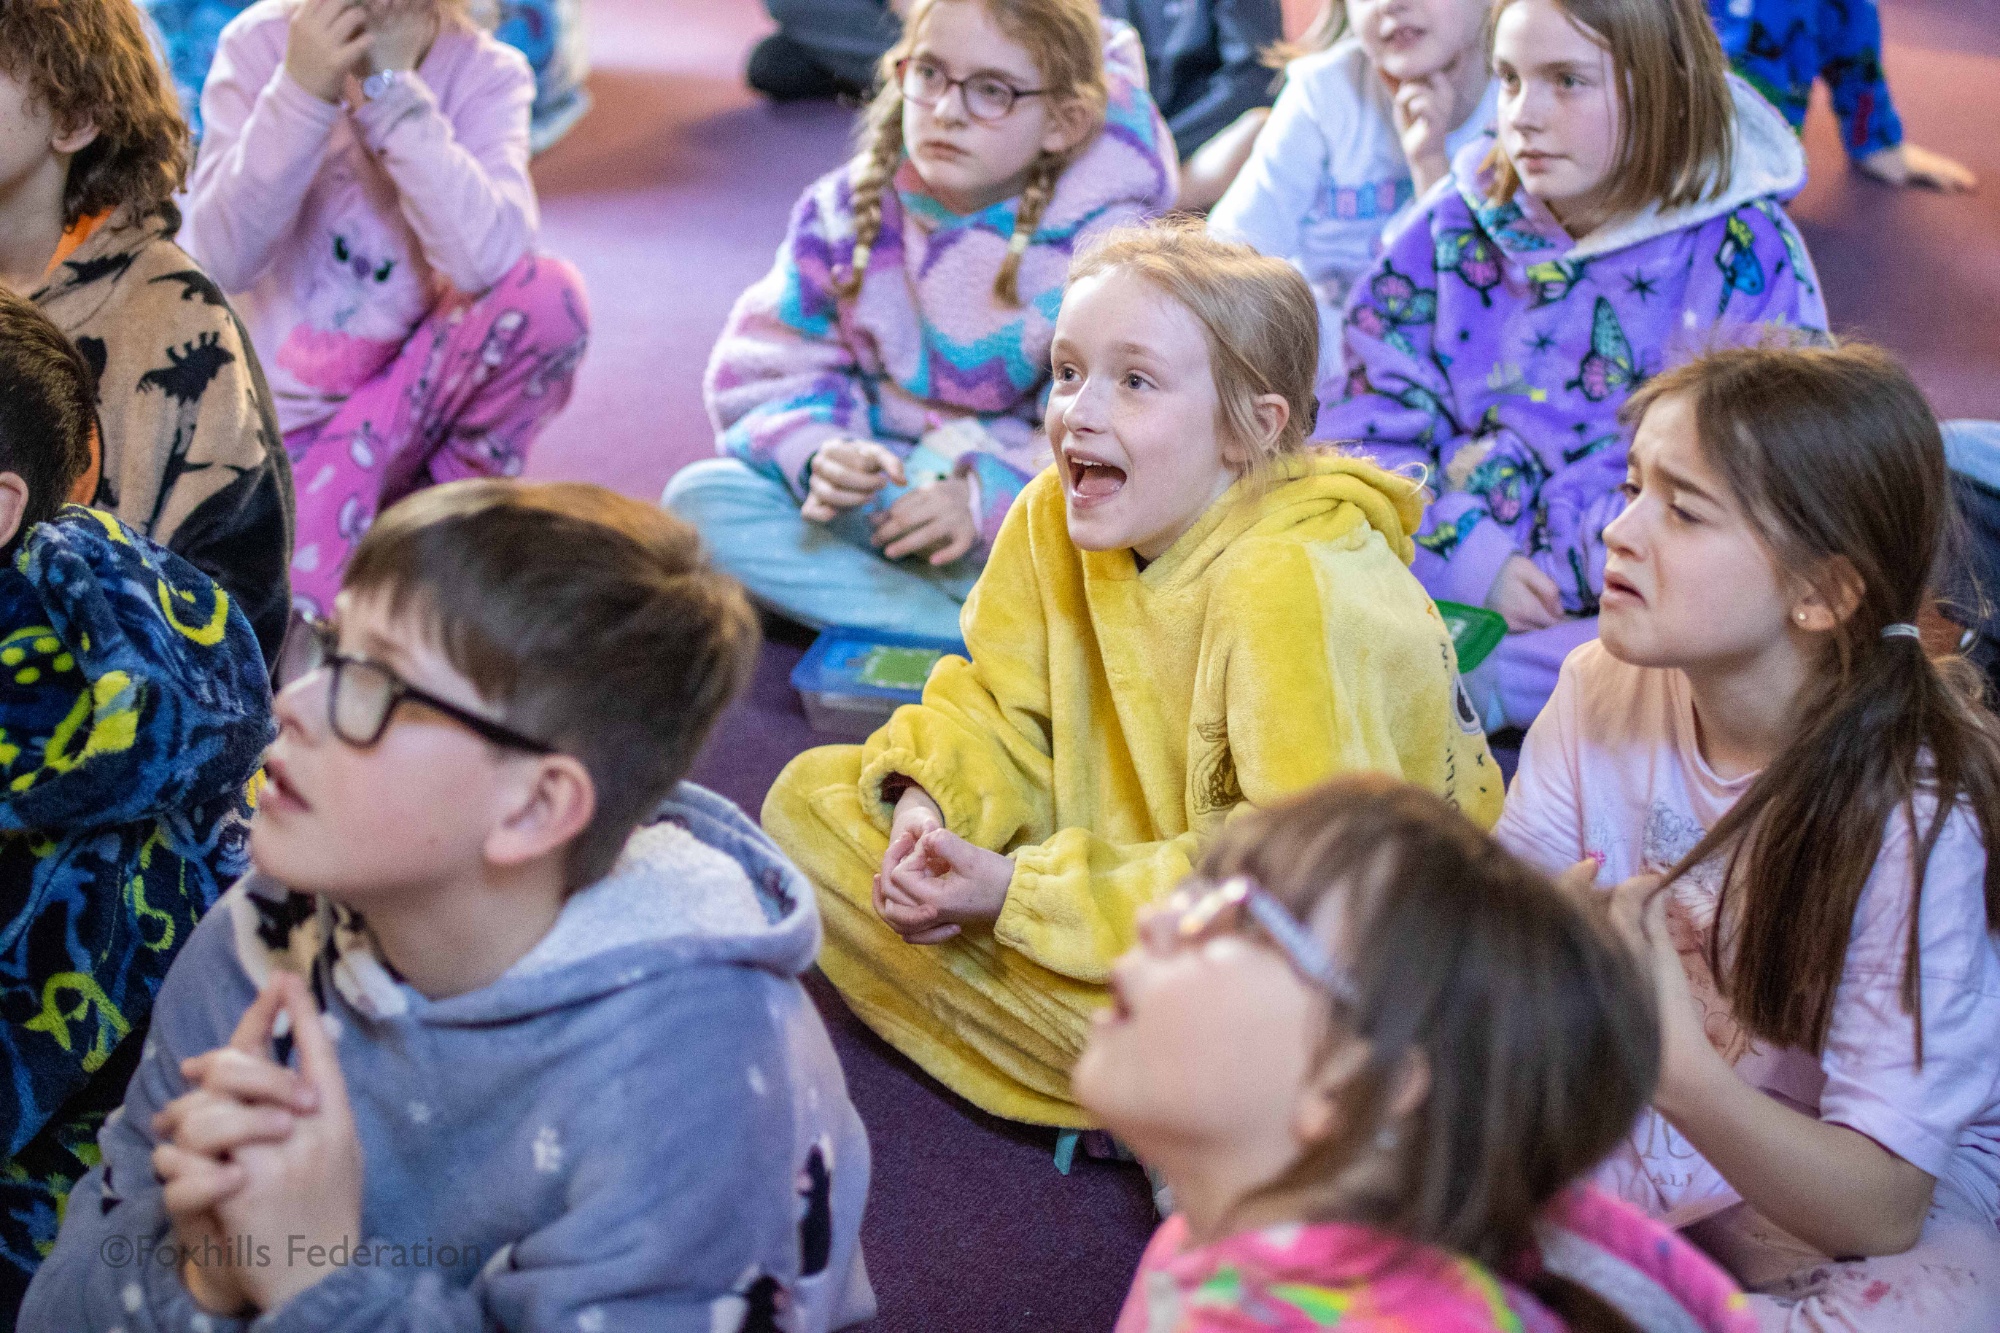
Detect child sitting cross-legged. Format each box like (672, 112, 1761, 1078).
(763, 223, 1502, 1130)
(1080, 775, 1756, 1333)
(21, 481, 876, 1332)
(0, 290, 270, 1317)
(1497, 344, 2000, 1329)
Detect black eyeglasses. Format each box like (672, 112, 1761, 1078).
(895, 56, 1045, 122)
(277, 615, 555, 754)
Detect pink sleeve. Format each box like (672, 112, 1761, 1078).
(182, 20, 342, 294)
(1493, 653, 1590, 877)
(349, 42, 537, 294)
(1817, 801, 2000, 1180)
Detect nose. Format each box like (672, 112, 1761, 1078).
(932, 81, 972, 126)
(1508, 81, 1549, 135)
(272, 668, 328, 741)
(1059, 372, 1112, 436)
(1601, 490, 1643, 560)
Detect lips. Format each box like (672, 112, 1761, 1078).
(1062, 449, 1127, 506)
(1602, 570, 1644, 606)
(917, 140, 965, 160)
(261, 755, 309, 814)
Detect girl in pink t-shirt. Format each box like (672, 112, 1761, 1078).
(183, 0, 590, 614)
(1076, 774, 1753, 1333)
(1497, 343, 2000, 1332)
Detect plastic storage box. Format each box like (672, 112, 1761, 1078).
(791, 627, 968, 741)
(1434, 600, 1507, 673)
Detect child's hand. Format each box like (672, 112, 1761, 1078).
(877, 828, 1014, 944)
(872, 477, 978, 565)
(285, 0, 372, 103)
(151, 980, 321, 1314)
(214, 973, 364, 1313)
(1857, 142, 1977, 194)
(363, 0, 438, 74)
(1391, 71, 1458, 196)
(1601, 875, 1725, 1120)
(1486, 553, 1565, 632)
(802, 441, 906, 523)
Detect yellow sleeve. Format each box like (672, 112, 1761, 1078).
(992, 537, 1466, 983)
(856, 492, 1057, 850)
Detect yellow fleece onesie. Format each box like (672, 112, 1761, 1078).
(763, 452, 1502, 1126)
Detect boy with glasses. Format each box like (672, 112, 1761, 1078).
(23, 481, 877, 1332)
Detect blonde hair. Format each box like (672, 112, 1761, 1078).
(1262, 2, 1346, 68)
(1066, 222, 1320, 479)
(1485, 0, 1734, 222)
(839, 0, 1108, 306)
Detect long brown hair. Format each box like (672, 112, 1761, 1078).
(838, 0, 1108, 306)
(1484, 0, 1734, 225)
(0, 0, 190, 227)
(1622, 344, 2000, 1061)
(1201, 774, 1658, 1333)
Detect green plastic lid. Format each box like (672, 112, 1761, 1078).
(1434, 600, 1508, 673)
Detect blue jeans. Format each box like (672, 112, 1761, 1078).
(663, 458, 981, 640)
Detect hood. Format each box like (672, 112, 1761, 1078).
(229, 783, 825, 1027)
(891, 17, 1177, 239)
(1127, 450, 1427, 591)
(0, 507, 270, 834)
(1452, 74, 1806, 263)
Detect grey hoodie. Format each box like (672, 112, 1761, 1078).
(20, 784, 875, 1333)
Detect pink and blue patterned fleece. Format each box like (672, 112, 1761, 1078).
(1317, 77, 1829, 618)
(703, 20, 1177, 547)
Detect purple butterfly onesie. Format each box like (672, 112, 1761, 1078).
(1317, 76, 1827, 727)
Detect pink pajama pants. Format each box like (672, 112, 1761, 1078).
(282, 254, 590, 615)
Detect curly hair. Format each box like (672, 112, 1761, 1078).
(0, 0, 190, 228)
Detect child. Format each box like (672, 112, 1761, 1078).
(1318, 0, 1827, 730)
(183, 0, 591, 617)
(1497, 344, 2000, 1329)
(679, 0, 1177, 641)
(762, 225, 1503, 1128)
(0, 290, 270, 1317)
(1080, 775, 1755, 1333)
(142, 0, 594, 149)
(2, 0, 294, 663)
(1208, 0, 1499, 376)
(21, 481, 877, 1332)
(1706, 0, 1974, 193)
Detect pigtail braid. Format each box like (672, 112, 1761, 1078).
(838, 104, 907, 300)
(993, 152, 1062, 306)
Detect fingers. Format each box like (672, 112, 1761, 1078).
(154, 1143, 244, 1218)
(180, 1046, 318, 1114)
(864, 443, 908, 487)
(1553, 858, 1601, 905)
(881, 515, 952, 561)
(273, 972, 348, 1103)
(900, 923, 962, 945)
(154, 1092, 297, 1158)
(225, 978, 289, 1056)
(811, 457, 889, 501)
(800, 493, 837, 523)
(929, 526, 974, 566)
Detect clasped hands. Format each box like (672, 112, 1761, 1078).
(151, 972, 364, 1317)
(802, 440, 979, 566)
(872, 786, 1014, 944)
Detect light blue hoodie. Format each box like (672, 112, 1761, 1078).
(21, 784, 875, 1333)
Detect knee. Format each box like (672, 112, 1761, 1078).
(761, 746, 871, 857)
(496, 253, 591, 338)
(661, 457, 792, 526)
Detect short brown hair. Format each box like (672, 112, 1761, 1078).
(1067, 221, 1321, 480)
(0, 0, 190, 228)
(1201, 774, 1658, 1304)
(345, 481, 762, 888)
(1486, 0, 1734, 225)
(0, 288, 97, 551)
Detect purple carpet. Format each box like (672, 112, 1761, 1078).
(516, 1, 2000, 1326)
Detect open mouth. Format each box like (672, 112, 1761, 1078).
(1602, 571, 1644, 605)
(1064, 452, 1128, 505)
(262, 755, 309, 813)
(1382, 24, 1426, 49)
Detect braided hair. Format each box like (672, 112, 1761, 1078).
(837, 0, 1109, 306)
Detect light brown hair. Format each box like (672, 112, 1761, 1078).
(1200, 775, 1658, 1333)
(839, 0, 1108, 306)
(1485, 0, 1734, 224)
(0, 0, 191, 228)
(344, 481, 761, 888)
(1066, 222, 1321, 478)
(1622, 344, 2000, 1061)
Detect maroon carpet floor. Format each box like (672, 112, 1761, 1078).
(516, 2, 2000, 1327)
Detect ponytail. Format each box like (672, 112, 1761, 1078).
(1625, 345, 2000, 1061)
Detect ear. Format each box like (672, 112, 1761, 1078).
(1227, 392, 1291, 467)
(484, 754, 597, 873)
(0, 473, 29, 551)
(1290, 1036, 1372, 1150)
(50, 118, 99, 157)
(1791, 556, 1864, 633)
(1039, 98, 1097, 158)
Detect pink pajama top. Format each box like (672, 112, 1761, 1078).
(182, 0, 537, 435)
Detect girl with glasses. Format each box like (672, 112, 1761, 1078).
(1078, 774, 1754, 1333)
(677, 0, 1177, 641)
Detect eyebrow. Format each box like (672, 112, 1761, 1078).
(1652, 462, 1722, 507)
(909, 48, 1036, 85)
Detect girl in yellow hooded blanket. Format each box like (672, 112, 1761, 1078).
(763, 224, 1501, 1127)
